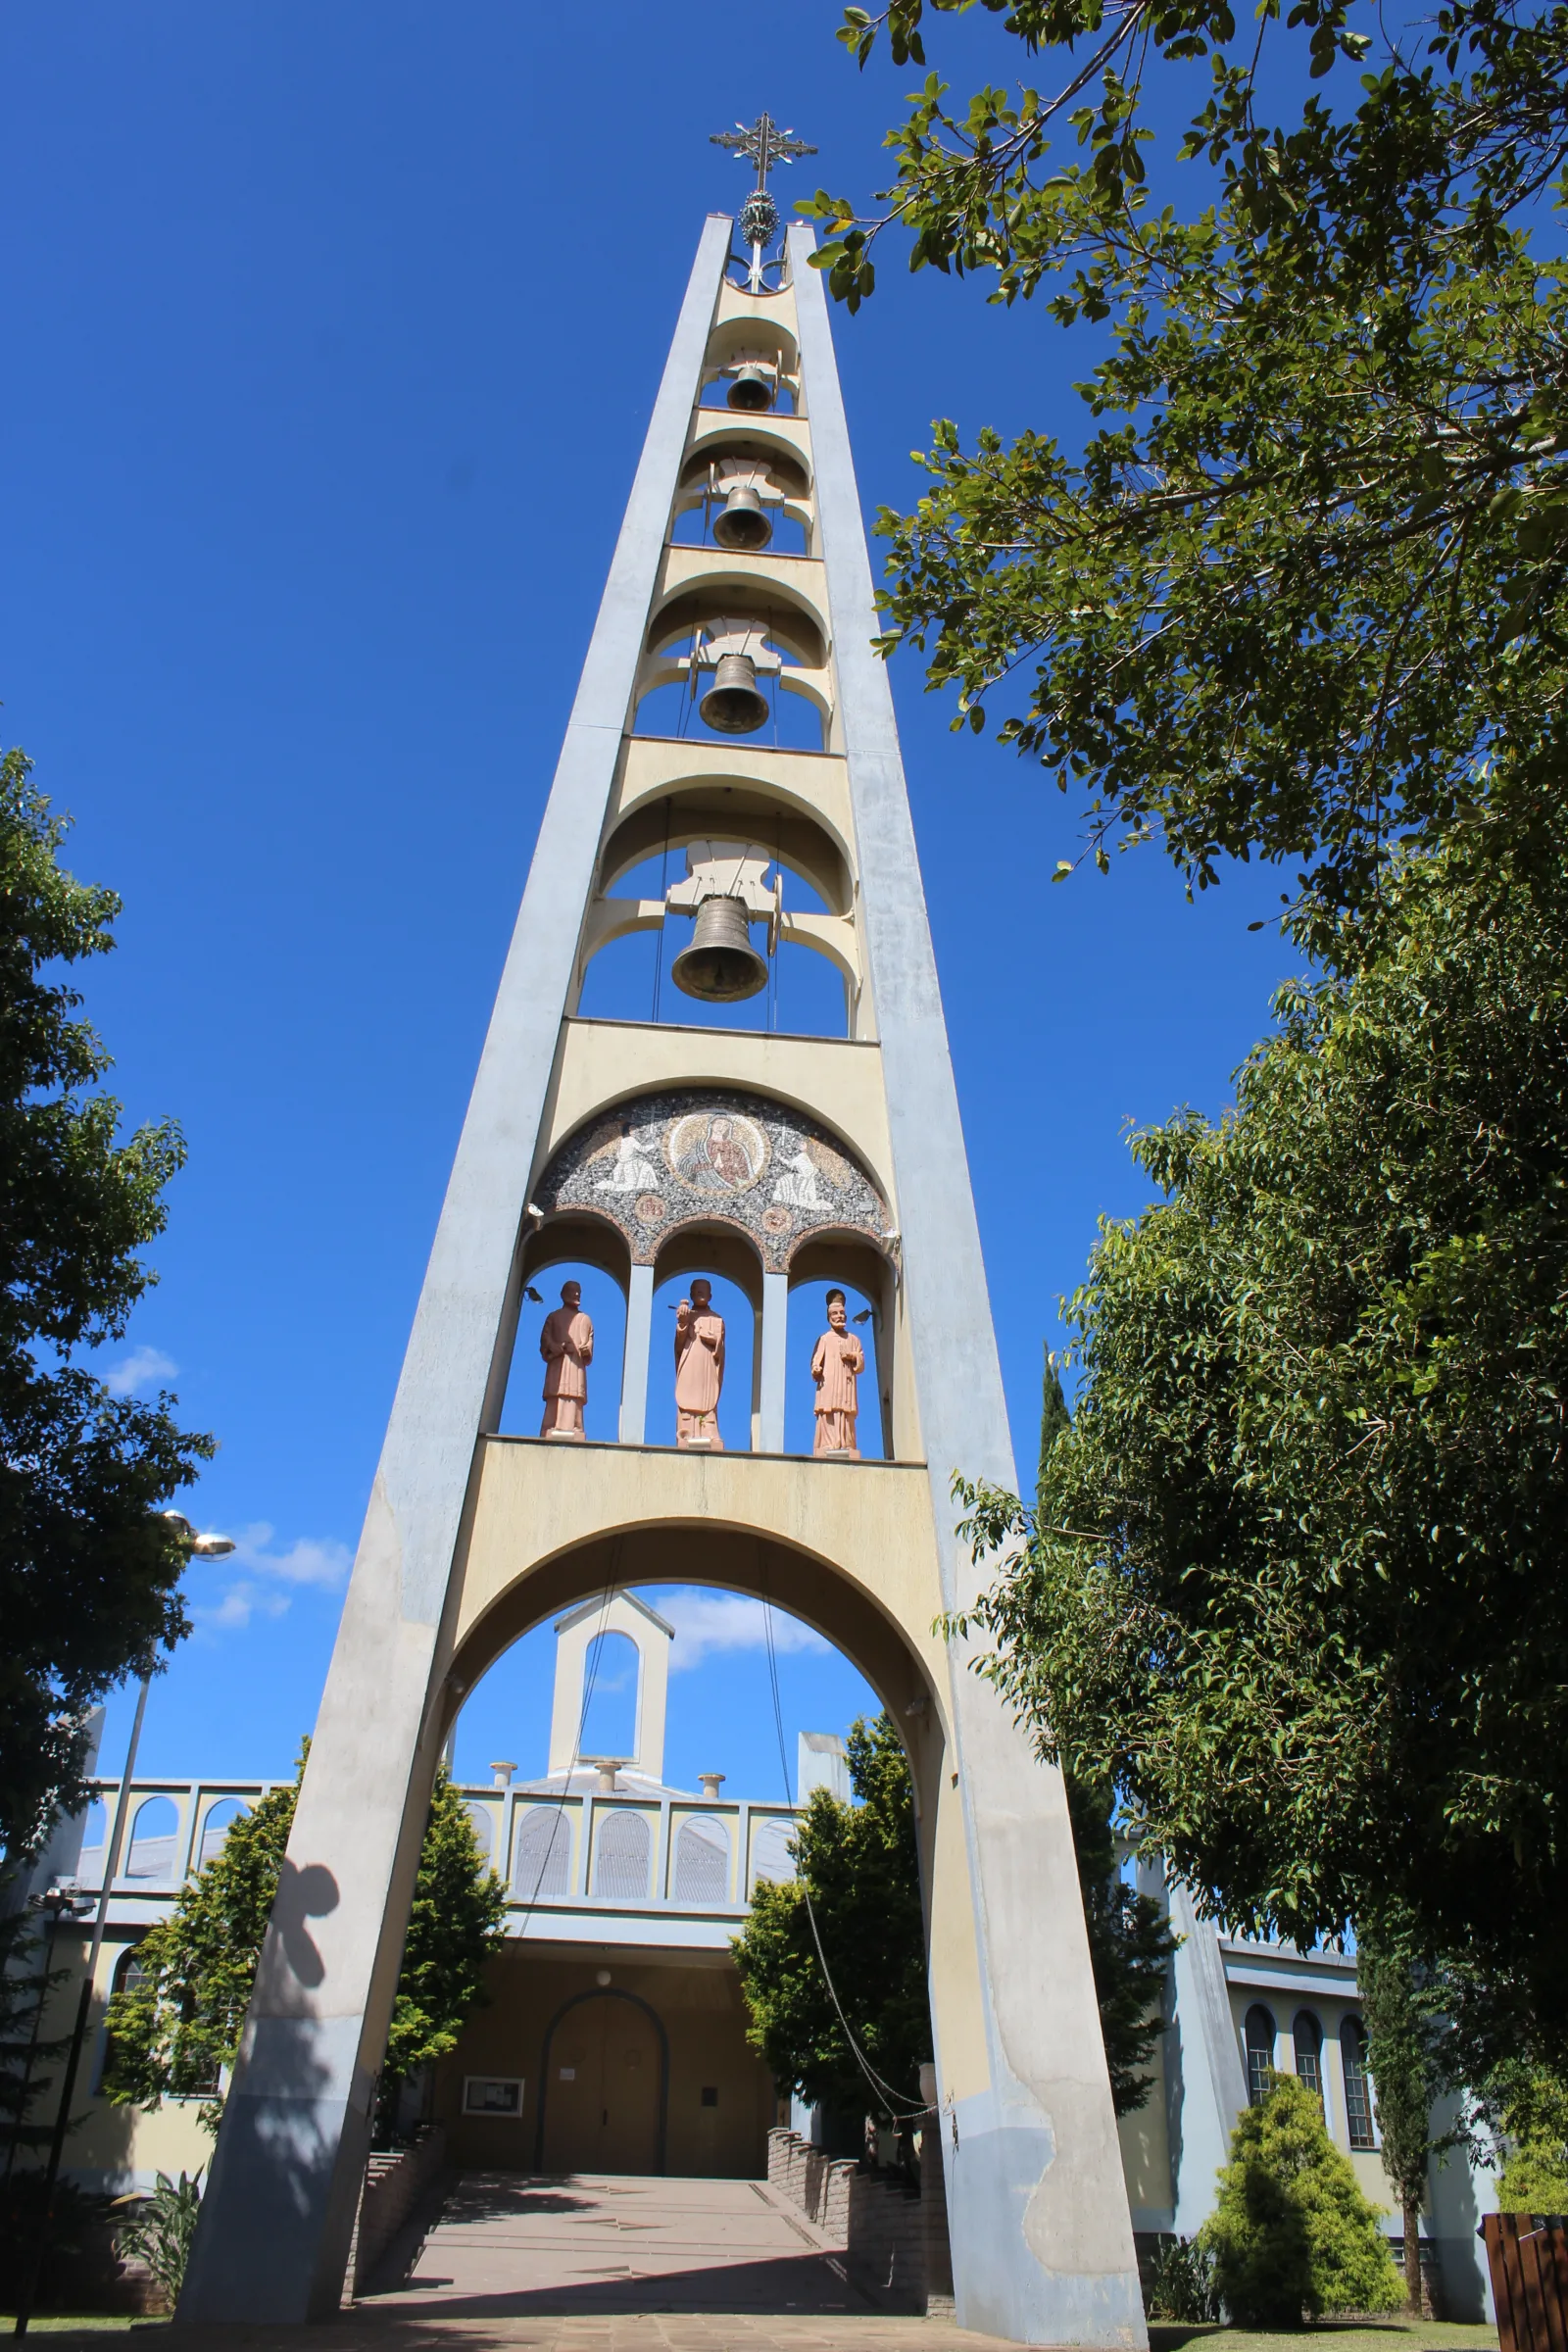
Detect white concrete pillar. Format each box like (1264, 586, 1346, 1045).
(759, 1270, 788, 1452)
(618, 1262, 655, 1446)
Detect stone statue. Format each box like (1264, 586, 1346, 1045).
(811, 1288, 865, 1458)
(539, 1280, 594, 1440)
(674, 1277, 725, 1448)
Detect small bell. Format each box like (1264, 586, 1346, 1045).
(698, 650, 769, 735)
(670, 895, 769, 1002)
(727, 364, 773, 413)
(711, 483, 772, 553)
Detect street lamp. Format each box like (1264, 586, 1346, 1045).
(12, 1510, 235, 2336)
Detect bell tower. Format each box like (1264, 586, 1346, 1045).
(180, 138, 1146, 2348)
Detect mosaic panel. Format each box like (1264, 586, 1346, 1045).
(533, 1089, 893, 1271)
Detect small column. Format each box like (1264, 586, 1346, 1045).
(759, 1271, 788, 1452)
(619, 1263, 655, 1445)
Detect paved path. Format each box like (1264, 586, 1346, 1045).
(369, 2172, 856, 2318)
(150, 2172, 1016, 2351)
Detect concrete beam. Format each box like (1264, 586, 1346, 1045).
(177, 218, 733, 2327)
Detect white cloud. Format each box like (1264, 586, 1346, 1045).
(193, 1524, 353, 1638)
(192, 1581, 290, 1634)
(229, 1522, 353, 1589)
(657, 1589, 830, 1674)
(104, 1345, 177, 1397)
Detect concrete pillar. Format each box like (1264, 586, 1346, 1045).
(618, 1262, 655, 1445)
(791, 222, 1147, 2350)
(759, 1270, 788, 1451)
(176, 218, 733, 2328)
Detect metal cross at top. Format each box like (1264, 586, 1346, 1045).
(712, 116, 817, 290)
(710, 113, 816, 193)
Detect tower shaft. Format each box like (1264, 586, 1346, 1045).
(179, 215, 1145, 2347)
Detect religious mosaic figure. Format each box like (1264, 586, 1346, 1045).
(539, 1280, 594, 1440)
(596, 1126, 662, 1194)
(674, 1277, 725, 1448)
(811, 1288, 864, 1458)
(669, 1109, 766, 1194)
(770, 1144, 824, 1211)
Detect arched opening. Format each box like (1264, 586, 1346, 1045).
(1244, 2003, 1277, 2106)
(1293, 2008, 1324, 2103)
(197, 1797, 247, 1870)
(784, 1267, 888, 1460)
(497, 1232, 631, 1446)
(577, 845, 850, 1040)
(435, 1544, 931, 2184)
(123, 1795, 179, 1883)
(75, 1797, 108, 1885)
(580, 1628, 640, 1761)
(649, 1235, 760, 1453)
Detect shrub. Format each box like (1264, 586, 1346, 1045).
(1200, 2077, 1404, 2325)
(115, 2170, 202, 2308)
(1143, 2234, 1223, 2323)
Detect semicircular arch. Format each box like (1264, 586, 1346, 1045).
(528, 1088, 894, 1276)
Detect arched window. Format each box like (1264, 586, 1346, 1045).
(1294, 2010, 1324, 2102)
(112, 1942, 149, 1999)
(124, 1796, 178, 1882)
(197, 1798, 246, 1871)
(1342, 2016, 1376, 2147)
(466, 1803, 495, 1864)
(751, 1816, 797, 1889)
(593, 1809, 652, 1901)
(1244, 2004, 1277, 2106)
(513, 1806, 571, 1901)
(673, 1815, 730, 1906)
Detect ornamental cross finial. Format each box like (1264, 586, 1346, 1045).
(710, 114, 816, 193)
(710, 115, 816, 289)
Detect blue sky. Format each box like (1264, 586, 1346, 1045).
(4, 3, 1297, 1805)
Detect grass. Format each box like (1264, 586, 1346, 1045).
(0, 2323, 166, 2336)
(1150, 2326, 1497, 2352)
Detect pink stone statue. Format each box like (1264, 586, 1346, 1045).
(811, 1289, 865, 1458)
(539, 1281, 594, 1440)
(674, 1278, 725, 1449)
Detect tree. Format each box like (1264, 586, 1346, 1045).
(104, 1754, 504, 2134)
(0, 1903, 70, 2167)
(0, 748, 212, 1863)
(1357, 1913, 1456, 2313)
(1200, 2077, 1403, 2325)
(954, 828, 1568, 2076)
(1483, 2066, 1568, 2210)
(1038, 1358, 1179, 2116)
(733, 1712, 930, 2124)
(803, 0, 1568, 947)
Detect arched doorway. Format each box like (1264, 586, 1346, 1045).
(535, 1986, 668, 2174)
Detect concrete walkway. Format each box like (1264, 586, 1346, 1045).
(146, 2173, 1016, 2351)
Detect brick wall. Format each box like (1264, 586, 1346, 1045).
(766, 2125, 942, 2314)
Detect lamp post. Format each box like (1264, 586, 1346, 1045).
(12, 1511, 235, 2336)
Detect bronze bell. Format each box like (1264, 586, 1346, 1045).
(698, 650, 769, 734)
(670, 894, 769, 1002)
(727, 364, 773, 412)
(711, 483, 772, 553)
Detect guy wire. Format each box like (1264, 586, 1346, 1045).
(759, 1557, 926, 2123)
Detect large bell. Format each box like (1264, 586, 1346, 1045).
(669, 894, 769, 1002)
(727, 364, 773, 412)
(698, 650, 769, 734)
(712, 482, 772, 552)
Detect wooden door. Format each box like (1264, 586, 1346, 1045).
(542, 1994, 662, 2175)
